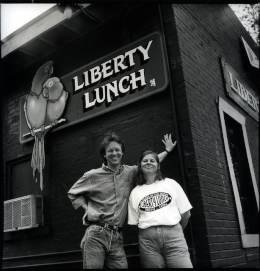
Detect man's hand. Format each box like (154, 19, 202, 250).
(162, 133, 177, 153)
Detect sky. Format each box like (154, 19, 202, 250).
(1, 4, 55, 40)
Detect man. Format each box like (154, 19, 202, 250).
(68, 132, 176, 269)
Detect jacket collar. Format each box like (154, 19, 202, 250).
(102, 163, 124, 174)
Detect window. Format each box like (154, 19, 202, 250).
(219, 97, 259, 248)
(6, 155, 42, 200)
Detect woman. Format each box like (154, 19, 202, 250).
(128, 150, 193, 268)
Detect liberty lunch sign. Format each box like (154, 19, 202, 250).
(20, 32, 168, 143)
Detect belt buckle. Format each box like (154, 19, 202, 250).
(105, 223, 117, 231)
(104, 223, 109, 230)
(112, 225, 117, 231)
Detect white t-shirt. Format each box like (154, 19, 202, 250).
(128, 178, 192, 229)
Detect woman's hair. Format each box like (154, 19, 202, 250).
(135, 150, 164, 186)
(99, 132, 125, 165)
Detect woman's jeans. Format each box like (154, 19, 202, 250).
(139, 223, 193, 268)
(81, 224, 128, 269)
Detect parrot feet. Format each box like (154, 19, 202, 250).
(51, 119, 58, 127)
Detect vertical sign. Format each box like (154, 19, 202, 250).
(220, 58, 259, 122)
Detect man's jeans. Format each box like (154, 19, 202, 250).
(80, 224, 128, 269)
(139, 223, 193, 268)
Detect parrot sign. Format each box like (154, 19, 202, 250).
(24, 61, 69, 191)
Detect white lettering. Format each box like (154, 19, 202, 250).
(118, 76, 130, 93)
(239, 83, 248, 101)
(83, 71, 90, 87)
(83, 92, 96, 109)
(229, 71, 259, 112)
(74, 40, 153, 93)
(138, 40, 153, 61)
(73, 76, 84, 92)
(82, 69, 147, 109)
(229, 72, 239, 94)
(90, 66, 102, 84)
(124, 48, 137, 67)
(106, 81, 119, 103)
(101, 60, 113, 79)
(113, 54, 128, 73)
(130, 69, 146, 90)
(247, 92, 254, 108)
(94, 86, 106, 104)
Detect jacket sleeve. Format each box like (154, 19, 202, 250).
(67, 171, 92, 210)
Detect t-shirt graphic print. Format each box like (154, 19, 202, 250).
(138, 192, 172, 212)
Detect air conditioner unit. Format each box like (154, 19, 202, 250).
(4, 195, 43, 232)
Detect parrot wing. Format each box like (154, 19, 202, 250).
(31, 61, 53, 95)
(46, 91, 68, 123)
(25, 93, 47, 129)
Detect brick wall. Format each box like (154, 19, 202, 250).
(163, 3, 259, 268)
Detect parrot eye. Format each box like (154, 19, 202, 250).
(48, 81, 54, 88)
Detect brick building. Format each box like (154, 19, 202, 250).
(1, 4, 259, 269)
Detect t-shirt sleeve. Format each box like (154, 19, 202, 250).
(174, 181, 193, 214)
(128, 191, 139, 225)
(67, 171, 92, 209)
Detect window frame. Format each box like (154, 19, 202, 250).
(218, 97, 259, 248)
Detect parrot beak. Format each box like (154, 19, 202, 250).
(42, 87, 49, 99)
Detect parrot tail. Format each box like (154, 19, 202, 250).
(31, 133, 45, 191)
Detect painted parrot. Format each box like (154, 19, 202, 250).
(25, 61, 53, 130)
(24, 61, 68, 191)
(43, 77, 69, 124)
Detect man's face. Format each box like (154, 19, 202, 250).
(104, 141, 123, 168)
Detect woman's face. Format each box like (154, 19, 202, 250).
(141, 153, 159, 175)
